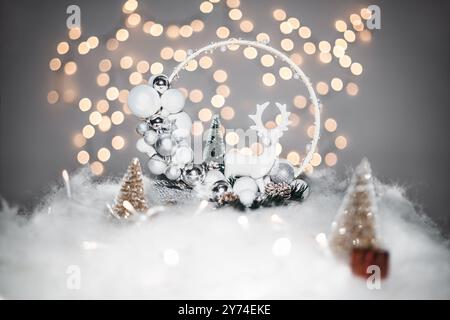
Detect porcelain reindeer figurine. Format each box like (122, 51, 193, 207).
(224, 102, 291, 192)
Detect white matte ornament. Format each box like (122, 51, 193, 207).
(173, 146, 193, 165)
(128, 85, 161, 118)
(147, 155, 167, 175)
(168, 111, 192, 136)
(155, 134, 176, 156)
(160, 89, 185, 114)
(233, 177, 258, 195)
(204, 170, 226, 187)
(144, 130, 158, 145)
(239, 189, 256, 207)
(165, 165, 181, 180)
(136, 138, 155, 154)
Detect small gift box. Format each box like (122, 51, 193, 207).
(351, 247, 389, 279)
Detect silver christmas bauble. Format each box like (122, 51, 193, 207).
(165, 165, 181, 180)
(149, 114, 166, 130)
(147, 155, 167, 175)
(211, 180, 231, 201)
(155, 134, 176, 156)
(270, 160, 295, 184)
(150, 74, 170, 96)
(290, 178, 310, 201)
(182, 164, 206, 187)
(144, 130, 158, 145)
(136, 121, 149, 136)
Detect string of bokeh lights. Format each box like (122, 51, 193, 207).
(47, 0, 373, 176)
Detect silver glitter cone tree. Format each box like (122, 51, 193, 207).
(113, 158, 149, 218)
(203, 114, 225, 169)
(329, 158, 378, 258)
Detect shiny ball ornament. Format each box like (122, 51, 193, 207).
(149, 74, 170, 96)
(165, 165, 181, 180)
(136, 121, 149, 136)
(160, 89, 185, 114)
(173, 146, 193, 165)
(239, 189, 256, 207)
(233, 177, 258, 195)
(149, 114, 166, 130)
(211, 180, 231, 201)
(155, 134, 176, 156)
(136, 138, 156, 156)
(290, 178, 310, 201)
(144, 130, 158, 145)
(147, 155, 167, 175)
(168, 112, 192, 136)
(270, 160, 295, 184)
(204, 170, 226, 187)
(182, 164, 206, 187)
(128, 84, 161, 118)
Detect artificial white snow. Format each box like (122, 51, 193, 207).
(0, 168, 449, 299)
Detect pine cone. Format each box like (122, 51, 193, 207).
(265, 182, 291, 200)
(217, 191, 239, 206)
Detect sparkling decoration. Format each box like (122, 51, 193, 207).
(150, 74, 170, 95)
(269, 159, 295, 184)
(112, 158, 148, 218)
(203, 114, 225, 171)
(329, 158, 380, 258)
(155, 133, 176, 156)
(136, 121, 149, 136)
(210, 180, 231, 201)
(182, 164, 206, 187)
(149, 114, 166, 130)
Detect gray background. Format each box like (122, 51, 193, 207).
(1, 0, 449, 235)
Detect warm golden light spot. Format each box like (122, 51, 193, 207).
(57, 42, 69, 55)
(120, 56, 133, 69)
(298, 26, 311, 38)
(213, 69, 228, 83)
(361, 7, 372, 20)
(220, 106, 235, 120)
(106, 38, 119, 51)
(319, 52, 332, 64)
(137, 60, 150, 73)
(68, 27, 81, 40)
(359, 30, 372, 42)
(216, 84, 230, 98)
(216, 26, 230, 39)
(256, 33, 270, 43)
(49, 58, 61, 71)
(78, 42, 90, 55)
(97, 147, 111, 162)
(63, 89, 76, 103)
(281, 38, 294, 51)
(198, 108, 213, 122)
(90, 161, 104, 176)
(160, 47, 174, 60)
(344, 30, 355, 43)
(98, 59, 111, 72)
(96, 100, 109, 113)
(316, 81, 329, 95)
(280, 21, 293, 34)
(185, 59, 198, 72)
(64, 61, 77, 75)
(106, 87, 119, 101)
(200, 1, 213, 13)
(262, 73, 276, 87)
(165, 25, 179, 39)
(335, 20, 347, 32)
(79, 98, 92, 112)
(350, 13, 362, 25)
(225, 132, 240, 146)
(116, 29, 129, 42)
(174, 49, 187, 62)
(87, 36, 99, 49)
(99, 116, 112, 132)
(191, 121, 204, 136)
(339, 55, 352, 68)
(73, 133, 86, 148)
(346, 82, 359, 96)
(307, 125, 315, 138)
(229, 8, 242, 20)
(142, 20, 154, 33)
(199, 56, 213, 69)
(335, 136, 347, 149)
(260, 54, 275, 67)
(189, 89, 204, 103)
(288, 17, 300, 29)
(123, 0, 138, 14)
(290, 53, 303, 65)
(324, 118, 337, 132)
(150, 62, 164, 74)
(243, 46, 258, 59)
(287, 151, 300, 166)
(273, 9, 286, 21)
(211, 95, 225, 108)
(89, 111, 102, 125)
(279, 67, 292, 80)
(127, 13, 141, 27)
(226, 0, 240, 9)
(47, 90, 59, 104)
(311, 152, 322, 167)
(240, 20, 254, 33)
(150, 24, 163, 37)
(178, 87, 189, 98)
(289, 113, 300, 127)
(112, 136, 125, 150)
(129, 72, 143, 85)
(77, 150, 90, 165)
(294, 95, 307, 109)
(335, 38, 348, 50)
(318, 41, 331, 53)
(325, 152, 338, 167)
(331, 77, 343, 91)
(350, 62, 363, 75)
(179, 25, 193, 38)
(191, 20, 204, 32)
(265, 121, 276, 129)
(303, 42, 316, 55)
(333, 45, 345, 58)
(118, 90, 129, 104)
(82, 125, 95, 139)
(97, 73, 110, 87)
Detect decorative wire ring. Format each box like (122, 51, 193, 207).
(168, 38, 321, 177)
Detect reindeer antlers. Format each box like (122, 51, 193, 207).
(249, 102, 291, 136)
